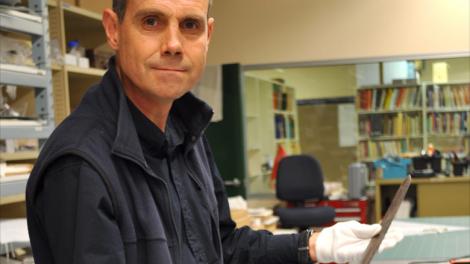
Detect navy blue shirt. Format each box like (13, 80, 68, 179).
(127, 99, 197, 264)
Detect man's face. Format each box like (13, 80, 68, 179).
(106, 0, 214, 102)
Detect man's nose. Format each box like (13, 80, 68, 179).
(162, 23, 183, 56)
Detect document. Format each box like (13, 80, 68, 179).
(338, 104, 357, 147)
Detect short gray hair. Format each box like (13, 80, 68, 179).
(113, 0, 213, 22)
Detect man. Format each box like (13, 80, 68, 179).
(26, 0, 402, 263)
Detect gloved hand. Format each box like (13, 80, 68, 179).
(314, 220, 403, 264)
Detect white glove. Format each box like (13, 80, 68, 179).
(315, 220, 403, 264)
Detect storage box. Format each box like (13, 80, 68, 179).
(77, 0, 112, 14)
(374, 157, 411, 179)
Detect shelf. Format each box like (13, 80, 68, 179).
(358, 135, 423, 141)
(0, 151, 39, 161)
(275, 138, 298, 143)
(427, 133, 470, 138)
(357, 108, 422, 115)
(358, 83, 420, 90)
(0, 174, 28, 205)
(63, 3, 101, 21)
(0, 120, 54, 139)
(0, 10, 42, 35)
(48, 0, 58, 7)
(424, 81, 470, 86)
(0, 193, 25, 205)
(66, 65, 106, 77)
(274, 109, 294, 114)
(0, 66, 48, 88)
(426, 107, 470, 113)
(63, 3, 106, 48)
(51, 64, 62, 71)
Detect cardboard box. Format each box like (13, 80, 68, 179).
(77, 0, 112, 14)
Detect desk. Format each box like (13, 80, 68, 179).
(373, 216, 470, 263)
(375, 176, 470, 221)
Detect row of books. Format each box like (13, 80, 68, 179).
(426, 112, 469, 135)
(358, 140, 421, 159)
(359, 113, 422, 137)
(358, 87, 422, 111)
(272, 84, 293, 111)
(274, 114, 295, 139)
(426, 84, 470, 109)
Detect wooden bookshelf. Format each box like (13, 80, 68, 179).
(66, 65, 106, 77)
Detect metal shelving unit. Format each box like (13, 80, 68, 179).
(0, 0, 55, 139)
(0, 11, 42, 35)
(356, 81, 470, 161)
(0, 0, 55, 201)
(0, 67, 48, 87)
(0, 175, 29, 205)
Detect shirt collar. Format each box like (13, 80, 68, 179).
(127, 98, 187, 159)
(107, 56, 214, 163)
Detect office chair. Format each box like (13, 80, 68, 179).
(275, 154, 335, 229)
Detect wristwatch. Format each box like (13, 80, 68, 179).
(297, 228, 315, 264)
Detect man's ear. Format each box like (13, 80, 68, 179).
(102, 8, 120, 50)
(206, 17, 215, 49)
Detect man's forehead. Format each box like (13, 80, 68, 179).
(127, 0, 210, 11)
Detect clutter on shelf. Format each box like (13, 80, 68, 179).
(0, 34, 34, 67)
(65, 40, 89, 68)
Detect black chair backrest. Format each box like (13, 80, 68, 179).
(276, 154, 325, 202)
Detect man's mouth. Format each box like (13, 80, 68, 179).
(152, 67, 187, 72)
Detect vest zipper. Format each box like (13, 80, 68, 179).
(113, 151, 182, 263)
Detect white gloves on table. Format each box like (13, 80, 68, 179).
(315, 220, 403, 264)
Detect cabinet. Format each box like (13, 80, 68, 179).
(375, 177, 470, 220)
(0, 0, 55, 205)
(243, 76, 300, 195)
(356, 81, 470, 161)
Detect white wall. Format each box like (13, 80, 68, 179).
(207, 0, 470, 65)
(246, 65, 357, 99)
(420, 57, 470, 82)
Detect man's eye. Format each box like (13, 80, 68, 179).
(182, 20, 199, 30)
(143, 17, 159, 27)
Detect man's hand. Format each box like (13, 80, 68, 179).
(308, 221, 403, 264)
